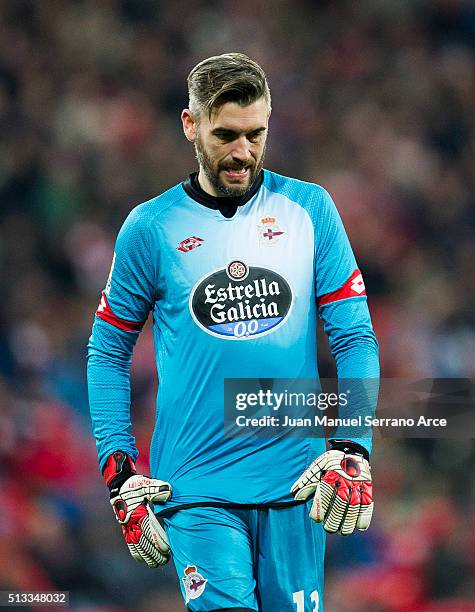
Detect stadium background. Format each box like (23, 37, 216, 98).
(0, 1, 474, 610)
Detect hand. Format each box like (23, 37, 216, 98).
(111, 474, 172, 566)
(103, 451, 172, 567)
(291, 440, 373, 535)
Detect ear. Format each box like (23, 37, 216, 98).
(181, 109, 197, 142)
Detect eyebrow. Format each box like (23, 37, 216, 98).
(211, 127, 267, 137)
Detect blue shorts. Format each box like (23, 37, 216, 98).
(163, 503, 325, 611)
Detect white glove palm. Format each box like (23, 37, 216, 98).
(291, 441, 373, 535)
(110, 474, 172, 567)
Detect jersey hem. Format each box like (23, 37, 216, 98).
(156, 499, 306, 518)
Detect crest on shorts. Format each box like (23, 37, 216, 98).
(258, 216, 285, 246)
(182, 565, 207, 603)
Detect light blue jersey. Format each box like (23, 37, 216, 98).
(87, 170, 379, 512)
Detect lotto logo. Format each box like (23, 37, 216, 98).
(177, 236, 204, 252)
(350, 274, 365, 294)
(97, 294, 106, 312)
(317, 269, 367, 307)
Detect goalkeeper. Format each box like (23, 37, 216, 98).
(87, 53, 379, 611)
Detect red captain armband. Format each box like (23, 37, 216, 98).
(317, 269, 366, 307)
(95, 291, 145, 332)
(103, 451, 137, 489)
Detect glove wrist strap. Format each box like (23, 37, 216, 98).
(103, 450, 137, 495)
(329, 439, 370, 461)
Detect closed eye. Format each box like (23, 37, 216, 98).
(211, 127, 266, 143)
(247, 129, 265, 143)
(213, 130, 238, 143)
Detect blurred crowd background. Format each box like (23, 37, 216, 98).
(0, 0, 474, 610)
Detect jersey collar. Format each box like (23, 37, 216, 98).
(182, 171, 264, 218)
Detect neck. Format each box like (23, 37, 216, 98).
(197, 169, 219, 197)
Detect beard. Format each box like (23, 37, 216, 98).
(194, 135, 265, 197)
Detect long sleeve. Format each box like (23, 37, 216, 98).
(87, 205, 156, 471)
(314, 189, 379, 454)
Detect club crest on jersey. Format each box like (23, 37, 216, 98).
(182, 566, 207, 603)
(189, 260, 293, 340)
(258, 216, 284, 246)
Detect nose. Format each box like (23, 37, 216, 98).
(230, 135, 251, 162)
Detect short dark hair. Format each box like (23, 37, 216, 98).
(187, 53, 271, 120)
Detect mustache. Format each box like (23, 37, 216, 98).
(219, 162, 253, 171)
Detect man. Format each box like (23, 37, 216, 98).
(88, 53, 379, 611)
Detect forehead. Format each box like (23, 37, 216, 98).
(206, 98, 270, 132)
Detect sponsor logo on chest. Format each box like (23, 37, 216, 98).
(190, 260, 293, 340)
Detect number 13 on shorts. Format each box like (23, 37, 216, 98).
(293, 589, 320, 611)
